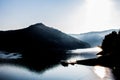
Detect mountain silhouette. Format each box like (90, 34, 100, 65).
(0, 23, 90, 56)
(0, 23, 90, 72)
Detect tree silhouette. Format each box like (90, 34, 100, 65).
(101, 31, 120, 56)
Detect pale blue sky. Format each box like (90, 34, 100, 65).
(0, 0, 120, 34)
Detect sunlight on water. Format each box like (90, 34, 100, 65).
(94, 66, 106, 78)
(70, 47, 102, 54)
(94, 65, 114, 80)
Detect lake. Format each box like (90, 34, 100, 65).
(0, 47, 115, 80)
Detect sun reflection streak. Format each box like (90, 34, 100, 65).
(94, 65, 114, 80)
(94, 65, 115, 80)
(94, 66, 106, 79)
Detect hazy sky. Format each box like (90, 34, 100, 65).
(0, 0, 120, 34)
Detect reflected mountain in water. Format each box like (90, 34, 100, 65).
(0, 51, 69, 72)
(0, 64, 42, 80)
(0, 23, 90, 75)
(0, 50, 108, 80)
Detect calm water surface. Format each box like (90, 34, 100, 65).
(0, 47, 114, 80)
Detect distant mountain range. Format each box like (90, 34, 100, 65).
(70, 29, 119, 47)
(0, 23, 90, 54)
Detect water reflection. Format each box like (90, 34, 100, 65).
(0, 64, 41, 80)
(94, 66, 106, 78)
(41, 65, 100, 80)
(0, 51, 69, 72)
(93, 65, 114, 80)
(69, 47, 102, 54)
(0, 48, 116, 80)
(0, 61, 103, 80)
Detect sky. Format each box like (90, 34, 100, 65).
(0, 0, 120, 34)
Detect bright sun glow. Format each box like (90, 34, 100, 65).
(65, 0, 116, 34)
(84, 0, 113, 29)
(94, 66, 106, 79)
(1, 0, 119, 34)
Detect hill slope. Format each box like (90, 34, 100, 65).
(70, 29, 119, 47)
(0, 23, 90, 53)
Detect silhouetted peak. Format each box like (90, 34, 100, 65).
(33, 23, 45, 26)
(28, 23, 46, 28)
